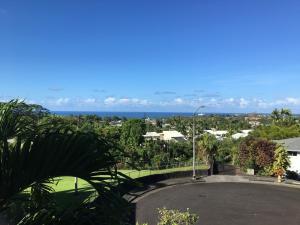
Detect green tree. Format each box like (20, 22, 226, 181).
(271, 108, 281, 124)
(271, 108, 295, 126)
(120, 119, 146, 165)
(198, 134, 218, 175)
(120, 119, 146, 147)
(272, 145, 290, 182)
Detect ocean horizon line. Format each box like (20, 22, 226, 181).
(52, 111, 269, 119)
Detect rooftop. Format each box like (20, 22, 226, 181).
(274, 137, 300, 152)
(162, 130, 185, 138)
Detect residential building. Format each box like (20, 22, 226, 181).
(204, 130, 228, 140)
(145, 117, 157, 126)
(232, 130, 253, 140)
(143, 132, 161, 141)
(161, 130, 187, 142)
(275, 137, 300, 175)
(109, 120, 122, 127)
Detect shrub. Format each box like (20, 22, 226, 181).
(272, 145, 290, 177)
(238, 137, 276, 174)
(137, 208, 199, 225)
(157, 208, 199, 225)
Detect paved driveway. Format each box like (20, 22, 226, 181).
(136, 183, 300, 225)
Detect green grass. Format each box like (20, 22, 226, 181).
(50, 164, 208, 208)
(20, 165, 208, 209)
(51, 164, 208, 193)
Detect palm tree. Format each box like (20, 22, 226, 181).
(280, 108, 294, 125)
(271, 108, 281, 124)
(198, 134, 218, 175)
(0, 100, 130, 225)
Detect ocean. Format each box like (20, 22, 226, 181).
(52, 111, 245, 119)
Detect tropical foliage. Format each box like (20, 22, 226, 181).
(251, 108, 300, 140)
(0, 100, 131, 225)
(137, 208, 199, 225)
(198, 134, 218, 174)
(272, 145, 290, 177)
(238, 137, 276, 174)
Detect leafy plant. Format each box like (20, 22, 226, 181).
(137, 208, 199, 225)
(0, 100, 131, 225)
(157, 208, 198, 225)
(272, 145, 290, 178)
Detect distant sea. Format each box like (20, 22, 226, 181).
(52, 111, 246, 119)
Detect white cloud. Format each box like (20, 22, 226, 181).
(119, 98, 131, 104)
(7, 95, 300, 112)
(284, 97, 300, 105)
(224, 98, 235, 104)
(84, 98, 96, 104)
(104, 97, 116, 105)
(104, 97, 150, 106)
(239, 98, 249, 108)
(55, 98, 70, 106)
(174, 98, 184, 104)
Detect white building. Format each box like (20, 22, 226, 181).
(232, 130, 253, 140)
(204, 130, 228, 140)
(143, 132, 161, 141)
(275, 138, 300, 175)
(161, 130, 186, 142)
(109, 120, 122, 127)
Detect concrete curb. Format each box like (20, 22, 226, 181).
(126, 177, 206, 202)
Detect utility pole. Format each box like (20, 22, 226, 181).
(193, 105, 205, 180)
(75, 115, 79, 195)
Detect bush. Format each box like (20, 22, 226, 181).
(238, 137, 276, 174)
(157, 208, 199, 225)
(137, 208, 199, 225)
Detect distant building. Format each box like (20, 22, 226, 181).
(245, 115, 261, 127)
(275, 138, 300, 175)
(204, 130, 228, 140)
(143, 132, 161, 141)
(161, 130, 187, 142)
(232, 130, 253, 140)
(145, 117, 157, 126)
(144, 130, 186, 142)
(109, 120, 122, 127)
(248, 121, 261, 127)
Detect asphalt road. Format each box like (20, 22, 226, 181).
(135, 183, 300, 225)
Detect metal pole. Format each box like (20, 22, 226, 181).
(192, 105, 205, 180)
(75, 115, 79, 194)
(193, 113, 196, 179)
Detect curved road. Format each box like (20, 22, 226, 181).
(136, 182, 300, 225)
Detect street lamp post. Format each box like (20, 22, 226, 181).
(193, 105, 205, 180)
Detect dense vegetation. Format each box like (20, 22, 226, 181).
(0, 100, 299, 224)
(251, 108, 300, 140)
(0, 101, 131, 225)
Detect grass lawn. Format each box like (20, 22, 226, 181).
(50, 164, 208, 208)
(52, 164, 208, 193)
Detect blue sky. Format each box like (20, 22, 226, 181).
(1, 0, 300, 112)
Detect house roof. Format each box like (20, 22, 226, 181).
(143, 132, 160, 137)
(232, 133, 248, 140)
(274, 137, 300, 152)
(162, 130, 185, 138)
(204, 130, 228, 136)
